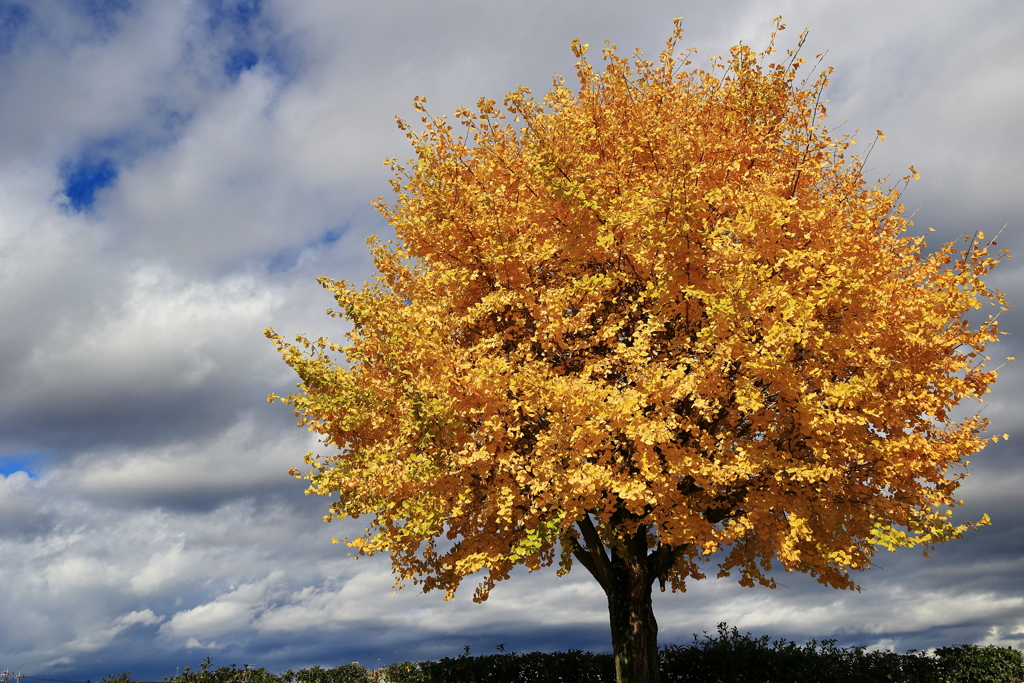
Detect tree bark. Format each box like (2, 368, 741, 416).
(606, 558, 660, 683)
(569, 515, 672, 683)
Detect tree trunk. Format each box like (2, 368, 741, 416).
(569, 516, 672, 683)
(606, 562, 660, 683)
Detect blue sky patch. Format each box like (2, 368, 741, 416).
(225, 47, 259, 79)
(0, 2, 31, 55)
(0, 451, 45, 478)
(60, 156, 117, 212)
(207, 0, 263, 32)
(266, 246, 297, 273)
(319, 228, 342, 245)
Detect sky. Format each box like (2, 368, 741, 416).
(0, 0, 1022, 680)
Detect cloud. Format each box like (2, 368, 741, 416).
(73, 417, 313, 510)
(129, 541, 192, 595)
(0, 243, 296, 452)
(185, 637, 220, 650)
(65, 610, 166, 654)
(161, 572, 285, 642)
(0, 470, 58, 538)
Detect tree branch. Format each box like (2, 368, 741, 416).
(647, 542, 683, 591)
(574, 513, 613, 591)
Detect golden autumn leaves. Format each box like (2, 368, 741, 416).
(267, 19, 1010, 604)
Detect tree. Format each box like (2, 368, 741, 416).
(266, 19, 1011, 683)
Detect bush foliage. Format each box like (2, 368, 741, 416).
(150, 626, 1022, 683)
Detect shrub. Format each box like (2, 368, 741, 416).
(934, 643, 1024, 683)
(293, 664, 371, 683)
(165, 658, 282, 683)
(414, 649, 614, 683)
(159, 633, 1024, 683)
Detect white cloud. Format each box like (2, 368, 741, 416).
(64, 610, 165, 654)
(20, 265, 279, 395)
(185, 637, 221, 650)
(130, 542, 191, 595)
(978, 623, 1024, 649)
(73, 413, 315, 507)
(0, 470, 32, 490)
(119, 609, 166, 628)
(42, 554, 123, 595)
(42, 656, 75, 670)
(160, 572, 285, 641)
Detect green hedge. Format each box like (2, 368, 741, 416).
(655, 624, 1019, 683)
(144, 627, 1022, 683)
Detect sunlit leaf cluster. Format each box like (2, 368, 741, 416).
(267, 19, 1009, 602)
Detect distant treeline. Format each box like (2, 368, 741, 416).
(99, 625, 1024, 683)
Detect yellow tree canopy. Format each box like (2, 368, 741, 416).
(268, 20, 1009, 605)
